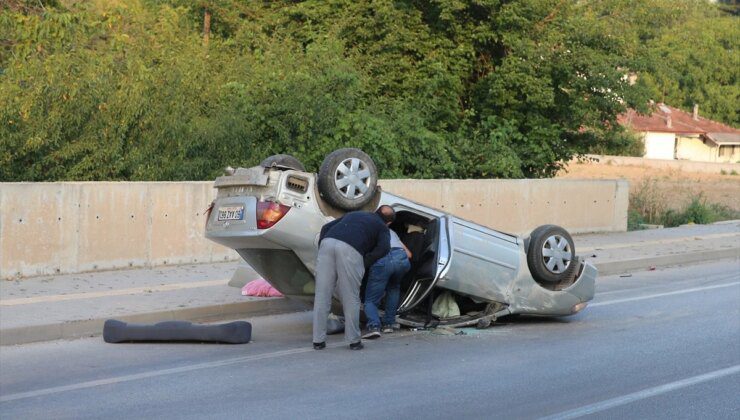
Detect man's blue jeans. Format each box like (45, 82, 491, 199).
(365, 248, 411, 329)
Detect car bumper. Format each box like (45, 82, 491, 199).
(507, 259, 597, 316)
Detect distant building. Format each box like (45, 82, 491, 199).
(618, 103, 740, 163)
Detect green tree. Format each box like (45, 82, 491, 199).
(0, 0, 735, 182)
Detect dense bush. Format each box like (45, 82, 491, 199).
(1, 0, 737, 181)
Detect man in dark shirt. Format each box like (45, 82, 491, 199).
(312, 206, 393, 350)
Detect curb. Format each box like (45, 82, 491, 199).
(2, 248, 737, 346)
(593, 248, 739, 276)
(0, 298, 307, 347)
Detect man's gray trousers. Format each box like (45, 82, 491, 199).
(312, 238, 365, 344)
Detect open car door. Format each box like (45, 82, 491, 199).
(397, 215, 451, 312)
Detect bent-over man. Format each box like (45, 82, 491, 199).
(362, 214, 412, 339)
(312, 206, 394, 350)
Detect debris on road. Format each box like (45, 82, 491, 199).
(427, 326, 467, 336)
(242, 279, 283, 297)
(103, 319, 252, 344)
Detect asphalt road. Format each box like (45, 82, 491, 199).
(1, 260, 739, 419)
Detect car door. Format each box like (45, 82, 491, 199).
(397, 215, 452, 312)
(435, 218, 520, 303)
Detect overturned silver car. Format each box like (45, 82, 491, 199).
(205, 149, 596, 328)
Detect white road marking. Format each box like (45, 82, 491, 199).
(2, 281, 738, 403)
(0, 279, 229, 306)
(0, 332, 416, 403)
(0, 346, 313, 403)
(596, 273, 739, 297)
(540, 365, 740, 420)
(590, 281, 740, 307)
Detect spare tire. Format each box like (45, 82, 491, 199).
(260, 154, 306, 171)
(526, 225, 578, 284)
(318, 148, 378, 211)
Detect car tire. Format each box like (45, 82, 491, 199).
(318, 148, 378, 211)
(260, 154, 306, 171)
(526, 224, 578, 284)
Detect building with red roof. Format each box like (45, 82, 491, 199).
(618, 103, 740, 163)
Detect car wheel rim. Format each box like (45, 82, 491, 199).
(541, 234, 572, 274)
(334, 158, 372, 200)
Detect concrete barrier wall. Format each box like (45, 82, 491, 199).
(0, 182, 236, 280)
(0, 179, 628, 279)
(583, 154, 740, 174)
(382, 179, 628, 236)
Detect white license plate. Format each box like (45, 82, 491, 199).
(217, 206, 244, 221)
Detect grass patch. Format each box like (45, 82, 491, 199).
(629, 178, 667, 229)
(628, 179, 740, 230)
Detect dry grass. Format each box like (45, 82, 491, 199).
(630, 178, 668, 224)
(557, 161, 740, 211)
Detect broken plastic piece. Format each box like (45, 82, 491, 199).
(103, 320, 251, 344)
(242, 279, 283, 297)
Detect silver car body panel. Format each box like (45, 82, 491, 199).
(441, 219, 520, 303)
(205, 166, 597, 317)
(214, 167, 270, 188)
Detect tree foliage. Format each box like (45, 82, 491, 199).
(0, 0, 737, 181)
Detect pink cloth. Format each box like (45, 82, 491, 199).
(242, 279, 283, 297)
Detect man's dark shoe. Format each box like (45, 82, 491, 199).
(313, 341, 326, 350)
(349, 341, 364, 350)
(381, 325, 394, 334)
(362, 327, 381, 340)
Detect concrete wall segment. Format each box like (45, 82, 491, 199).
(77, 183, 150, 272)
(147, 182, 237, 266)
(613, 180, 630, 232)
(0, 183, 81, 278)
(150, 183, 196, 265)
(381, 178, 626, 235)
(1, 179, 626, 279)
(582, 154, 740, 174)
(0, 182, 238, 280)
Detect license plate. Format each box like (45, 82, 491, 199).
(217, 206, 244, 221)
